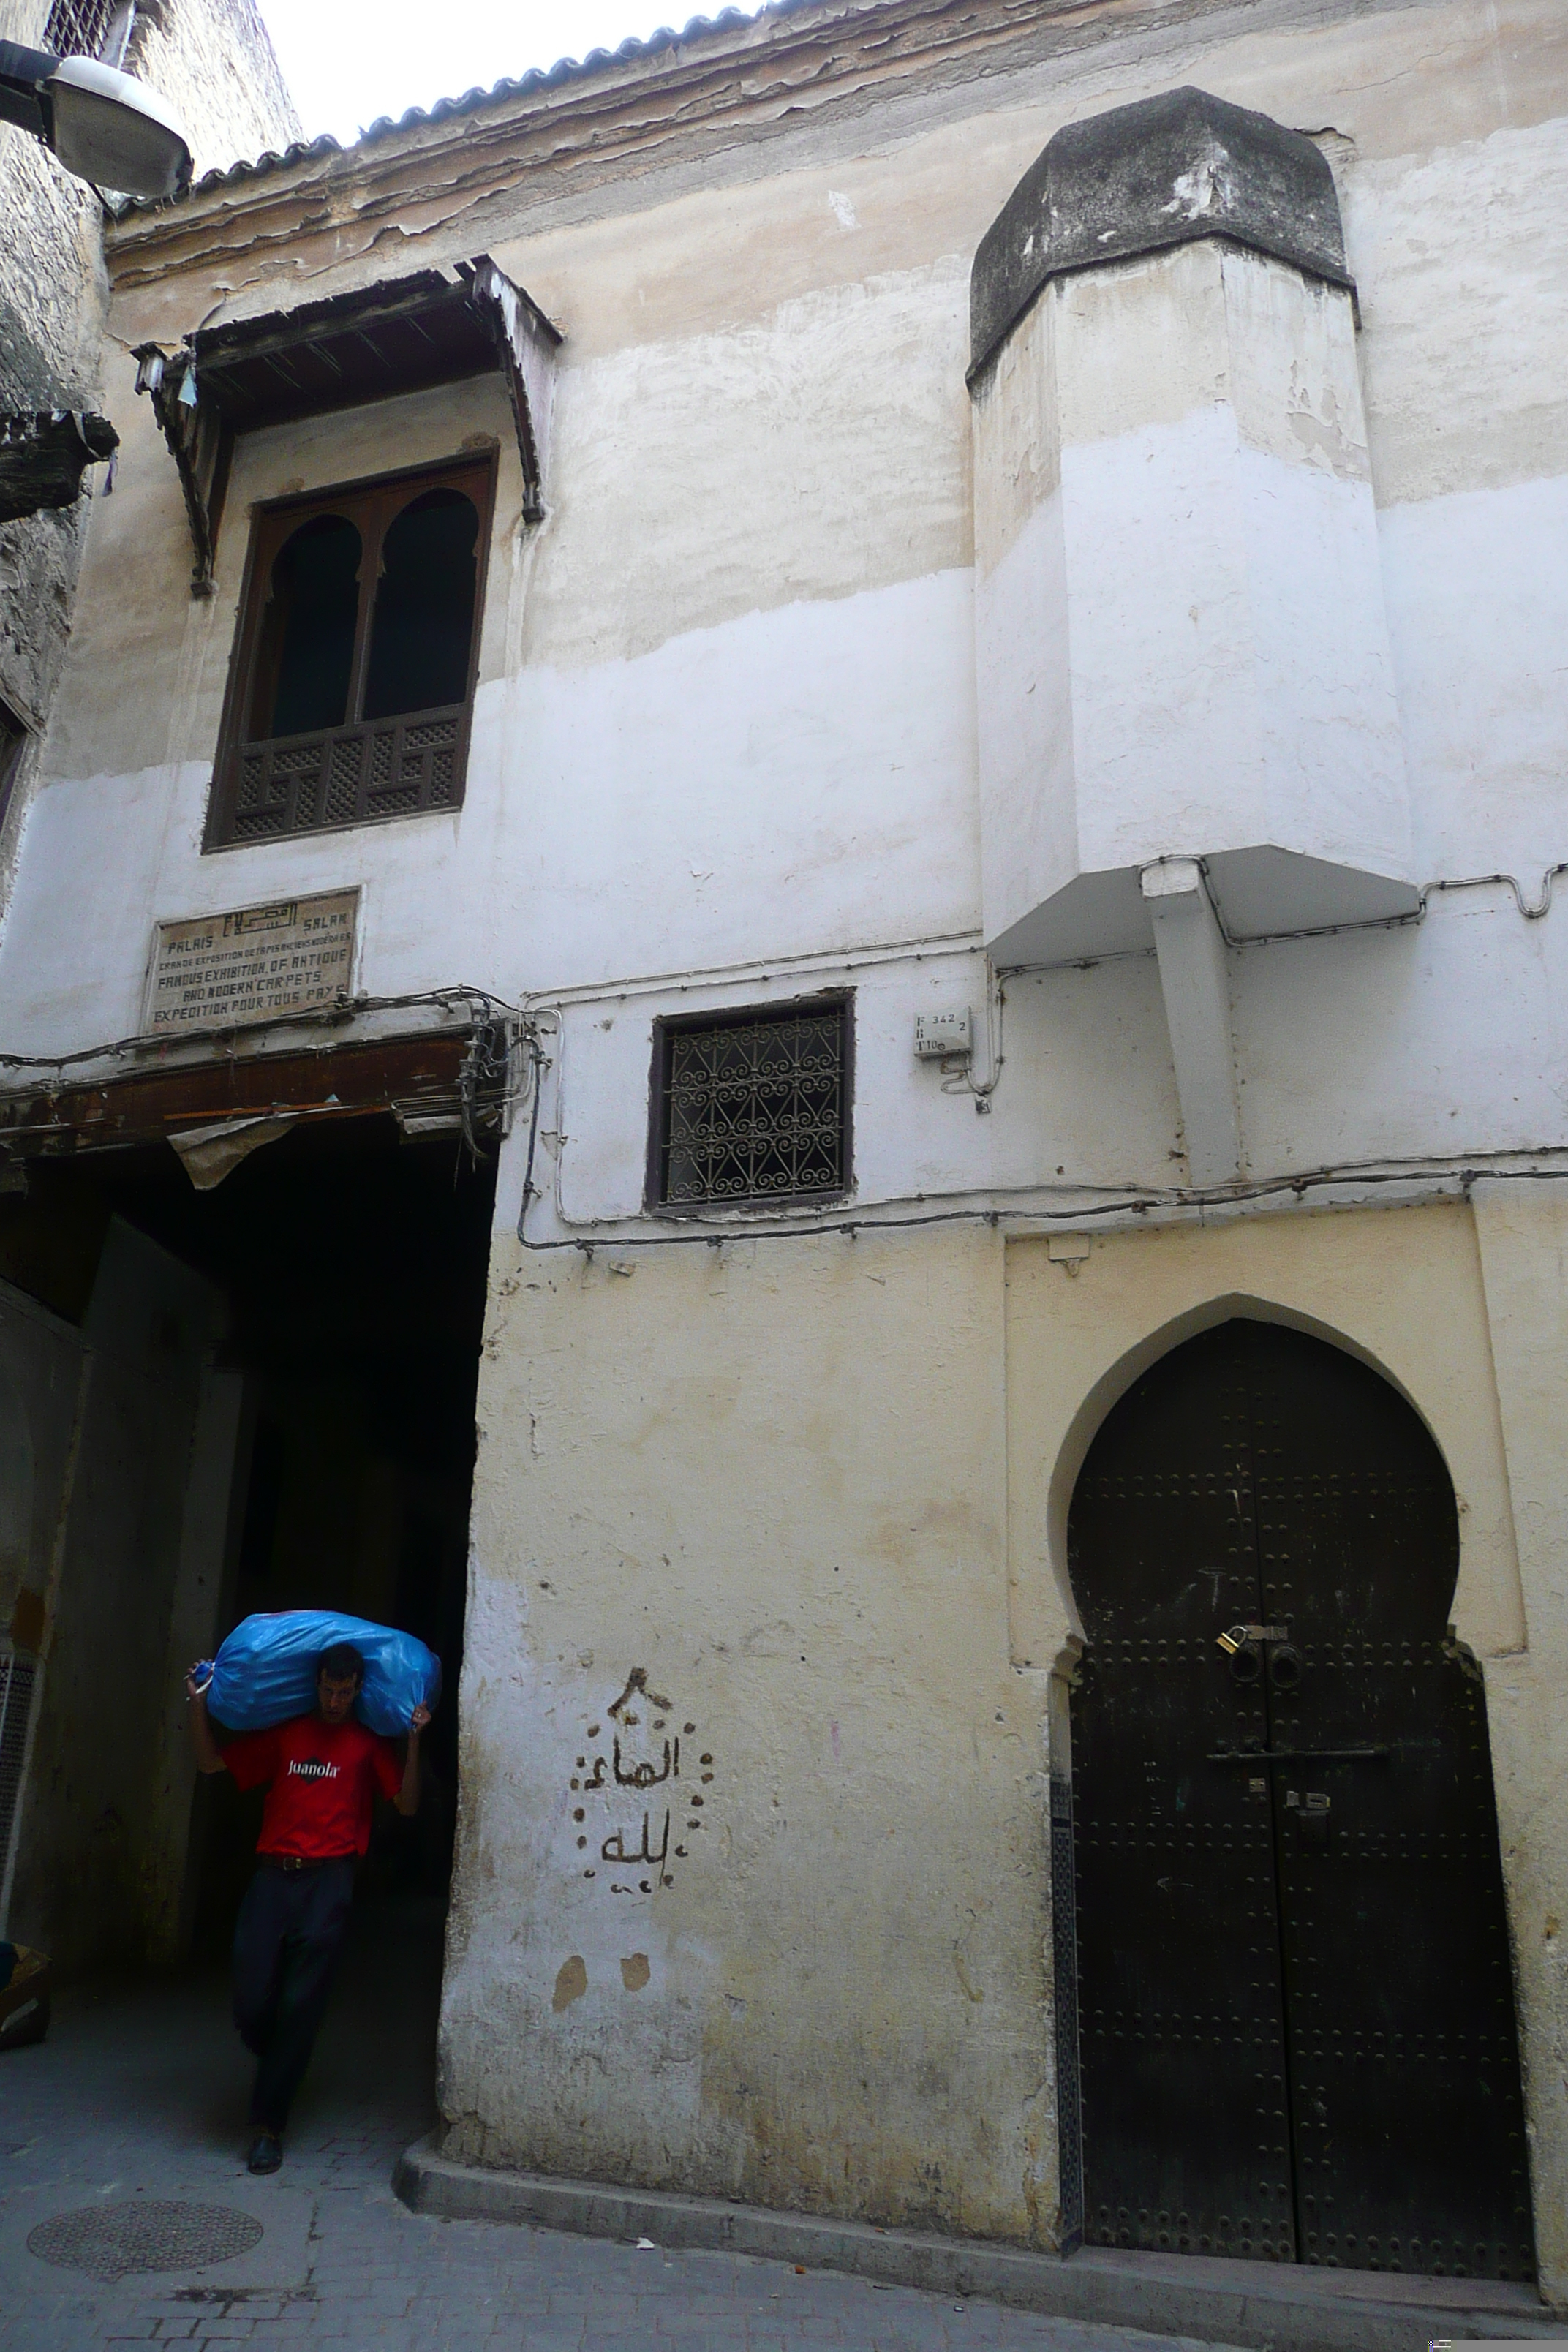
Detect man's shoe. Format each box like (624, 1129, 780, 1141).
(246, 2130, 282, 2174)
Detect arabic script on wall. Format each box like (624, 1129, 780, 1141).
(570, 1666, 715, 1895)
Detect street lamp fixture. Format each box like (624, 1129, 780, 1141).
(0, 37, 190, 199)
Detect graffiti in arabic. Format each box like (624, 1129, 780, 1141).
(570, 1666, 716, 1895)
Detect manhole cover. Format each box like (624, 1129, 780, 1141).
(27, 2200, 263, 2283)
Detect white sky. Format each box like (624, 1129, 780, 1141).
(257, 0, 750, 144)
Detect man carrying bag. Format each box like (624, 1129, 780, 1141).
(186, 1641, 429, 2174)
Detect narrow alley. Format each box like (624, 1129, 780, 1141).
(1, 1904, 1245, 2352)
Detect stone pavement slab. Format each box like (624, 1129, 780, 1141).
(0, 1894, 1366, 2352)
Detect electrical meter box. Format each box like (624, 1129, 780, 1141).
(914, 1008, 973, 1060)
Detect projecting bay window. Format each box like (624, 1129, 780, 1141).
(206, 455, 494, 847)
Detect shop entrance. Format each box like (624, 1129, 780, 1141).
(1067, 1318, 1534, 2278)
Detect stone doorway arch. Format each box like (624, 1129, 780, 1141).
(1064, 1316, 1533, 2278)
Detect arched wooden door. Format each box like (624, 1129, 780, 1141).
(1066, 1319, 1533, 2277)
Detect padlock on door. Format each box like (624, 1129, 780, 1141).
(1216, 1622, 1290, 1684)
(1285, 1789, 1331, 1846)
(1215, 1622, 1290, 1652)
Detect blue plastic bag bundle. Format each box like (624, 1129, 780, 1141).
(194, 1611, 441, 1738)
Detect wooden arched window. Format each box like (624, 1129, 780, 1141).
(207, 453, 494, 847)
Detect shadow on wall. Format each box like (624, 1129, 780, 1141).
(9, 1220, 225, 1974)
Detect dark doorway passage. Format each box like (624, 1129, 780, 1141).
(2, 1113, 494, 1966)
(1066, 1318, 1534, 2280)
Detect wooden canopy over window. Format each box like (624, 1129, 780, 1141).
(132, 255, 559, 596)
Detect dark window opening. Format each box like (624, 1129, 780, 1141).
(363, 489, 479, 721)
(0, 699, 29, 832)
(249, 512, 361, 740)
(652, 998, 851, 1209)
(208, 454, 493, 849)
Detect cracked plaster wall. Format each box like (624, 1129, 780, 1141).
(0, 110, 108, 909)
(124, 0, 300, 183)
(0, 0, 295, 916)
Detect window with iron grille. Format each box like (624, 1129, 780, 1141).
(650, 998, 851, 1210)
(42, 0, 119, 58)
(206, 453, 494, 848)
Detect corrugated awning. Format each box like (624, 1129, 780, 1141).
(132, 255, 559, 595)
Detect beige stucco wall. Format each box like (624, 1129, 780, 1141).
(445, 1194, 1567, 2285)
(1471, 1183, 1568, 2299)
(445, 1221, 1057, 2242)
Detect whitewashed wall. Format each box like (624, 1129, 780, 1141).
(1, 12, 1564, 1204)
(1, 0, 1566, 2283)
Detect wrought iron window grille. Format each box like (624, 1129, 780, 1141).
(42, 0, 121, 60)
(650, 998, 851, 1211)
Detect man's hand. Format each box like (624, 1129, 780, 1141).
(186, 1665, 225, 1775)
(396, 1704, 432, 1814)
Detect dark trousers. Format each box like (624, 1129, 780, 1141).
(231, 1858, 355, 2132)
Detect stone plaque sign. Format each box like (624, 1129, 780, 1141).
(143, 890, 358, 1035)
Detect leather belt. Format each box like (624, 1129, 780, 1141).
(257, 1852, 353, 1873)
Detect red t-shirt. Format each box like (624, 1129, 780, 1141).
(223, 1714, 402, 1859)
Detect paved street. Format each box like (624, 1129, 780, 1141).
(0, 1896, 1231, 2352)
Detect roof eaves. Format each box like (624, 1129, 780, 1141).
(110, 0, 794, 219)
